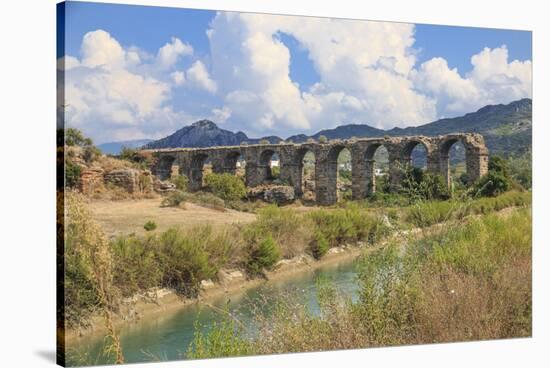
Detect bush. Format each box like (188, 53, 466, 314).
(318, 135, 328, 143)
(161, 191, 187, 207)
(171, 174, 189, 191)
(400, 167, 449, 201)
(246, 234, 281, 275)
(488, 155, 510, 178)
(471, 171, 511, 197)
(158, 227, 232, 295)
(111, 236, 162, 297)
(65, 128, 93, 147)
(118, 147, 154, 170)
(65, 160, 81, 188)
(143, 221, 157, 231)
(308, 206, 389, 248)
(310, 231, 330, 259)
(204, 173, 246, 201)
(259, 139, 270, 145)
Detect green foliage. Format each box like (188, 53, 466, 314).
(65, 160, 81, 188)
(400, 167, 449, 201)
(111, 236, 162, 297)
(470, 155, 513, 197)
(143, 221, 157, 231)
(318, 135, 328, 143)
(245, 234, 281, 275)
(118, 147, 154, 169)
(270, 165, 281, 179)
(310, 231, 330, 259)
(161, 191, 187, 207)
(259, 139, 270, 144)
(405, 191, 531, 228)
(471, 171, 511, 197)
(507, 150, 532, 189)
(83, 145, 102, 163)
(171, 174, 189, 191)
(308, 205, 389, 248)
(488, 155, 510, 177)
(205, 173, 247, 201)
(158, 227, 232, 296)
(187, 318, 254, 359)
(65, 128, 93, 147)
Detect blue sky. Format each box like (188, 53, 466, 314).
(58, 1, 532, 143)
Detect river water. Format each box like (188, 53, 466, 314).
(67, 256, 362, 366)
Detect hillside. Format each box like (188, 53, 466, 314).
(144, 120, 282, 149)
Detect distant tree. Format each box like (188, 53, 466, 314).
(318, 135, 328, 144)
(259, 139, 270, 145)
(65, 128, 93, 147)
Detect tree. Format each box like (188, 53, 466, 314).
(259, 139, 270, 145)
(318, 135, 328, 144)
(65, 128, 93, 147)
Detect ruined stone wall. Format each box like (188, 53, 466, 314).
(147, 132, 488, 205)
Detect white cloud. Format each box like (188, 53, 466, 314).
(60, 30, 199, 143)
(187, 60, 217, 93)
(156, 37, 193, 69)
(414, 46, 532, 116)
(60, 19, 532, 143)
(207, 12, 436, 136)
(170, 70, 186, 86)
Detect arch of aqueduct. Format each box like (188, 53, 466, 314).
(146, 133, 488, 205)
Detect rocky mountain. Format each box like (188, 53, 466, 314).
(144, 120, 282, 149)
(142, 98, 532, 157)
(288, 99, 532, 157)
(98, 139, 154, 155)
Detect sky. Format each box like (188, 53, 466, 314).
(57, 1, 532, 144)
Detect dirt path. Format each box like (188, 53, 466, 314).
(90, 198, 257, 237)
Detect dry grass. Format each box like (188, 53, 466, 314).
(89, 197, 256, 237)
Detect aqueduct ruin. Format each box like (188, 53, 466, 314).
(146, 133, 488, 205)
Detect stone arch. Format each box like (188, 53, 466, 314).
(318, 144, 351, 204)
(222, 150, 244, 175)
(258, 148, 278, 182)
(189, 152, 209, 191)
(438, 134, 488, 187)
(295, 147, 316, 200)
(364, 141, 391, 194)
(154, 155, 176, 180)
(401, 139, 432, 168)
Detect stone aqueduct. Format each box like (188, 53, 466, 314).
(146, 133, 489, 205)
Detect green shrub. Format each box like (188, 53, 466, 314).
(488, 155, 510, 178)
(161, 191, 187, 207)
(308, 206, 389, 248)
(143, 220, 157, 231)
(157, 227, 232, 296)
(318, 135, 328, 143)
(171, 174, 189, 191)
(161, 191, 226, 210)
(65, 128, 93, 147)
(400, 167, 449, 201)
(111, 236, 162, 297)
(65, 160, 81, 188)
(310, 231, 330, 259)
(204, 173, 247, 201)
(471, 171, 511, 197)
(246, 234, 281, 275)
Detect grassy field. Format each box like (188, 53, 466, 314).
(89, 198, 257, 237)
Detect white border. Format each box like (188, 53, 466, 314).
(1, 1, 548, 367)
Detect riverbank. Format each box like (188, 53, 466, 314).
(65, 238, 370, 342)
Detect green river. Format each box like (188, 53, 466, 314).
(67, 257, 361, 366)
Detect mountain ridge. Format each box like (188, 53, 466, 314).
(110, 98, 531, 157)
